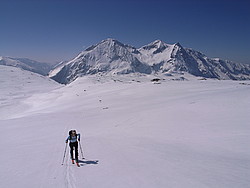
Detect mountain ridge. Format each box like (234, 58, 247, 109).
(0, 56, 52, 76)
(47, 38, 250, 84)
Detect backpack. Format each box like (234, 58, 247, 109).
(69, 130, 77, 140)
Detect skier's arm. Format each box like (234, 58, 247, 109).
(65, 136, 70, 143)
(77, 133, 80, 141)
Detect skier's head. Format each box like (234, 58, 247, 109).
(71, 130, 76, 135)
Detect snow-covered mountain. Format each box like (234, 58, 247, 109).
(49, 39, 151, 84)
(137, 40, 250, 80)
(0, 56, 52, 76)
(50, 39, 250, 84)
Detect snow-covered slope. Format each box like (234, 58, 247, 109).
(48, 60, 69, 80)
(0, 65, 60, 119)
(0, 74, 249, 188)
(49, 39, 250, 84)
(0, 56, 52, 75)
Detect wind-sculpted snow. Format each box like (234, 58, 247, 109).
(49, 39, 250, 84)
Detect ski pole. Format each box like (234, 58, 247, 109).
(61, 143, 67, 165)
(79, 141, 85, 159)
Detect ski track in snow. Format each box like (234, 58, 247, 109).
(64, 155, 77, 188)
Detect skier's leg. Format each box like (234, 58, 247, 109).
(69, 142, 74, 160)
(75, 142, 79, 163)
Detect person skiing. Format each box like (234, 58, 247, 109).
(66, 130, 80, 167)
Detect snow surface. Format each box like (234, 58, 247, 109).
(0, 66, 250, 188)
(0, 66, 60, 119)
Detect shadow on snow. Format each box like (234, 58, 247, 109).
(78, 159, 99, 166)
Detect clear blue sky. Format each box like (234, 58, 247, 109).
(1, 0, 249, 64)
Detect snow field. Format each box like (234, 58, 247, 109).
(0, 69, 250, 188)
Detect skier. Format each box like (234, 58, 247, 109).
(66, 130, 81, 167)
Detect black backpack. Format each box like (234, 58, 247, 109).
(69, 130, 77, 140)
